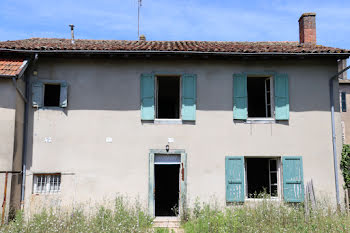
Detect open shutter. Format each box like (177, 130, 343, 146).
(181, 74, 197, 121)
(233, 74, 247, 120)
(59, 81, 68, 108)
(140, 73, 155, 120)
(226, 156, 245, 202)
(32, 81, 44, 108)
(274, 74, 289, 120)
(282, 156, 304, 202)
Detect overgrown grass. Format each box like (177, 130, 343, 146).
(182, 198, 350, 233)
(2, 196, 350, 233)
(0, 196, 153, 233)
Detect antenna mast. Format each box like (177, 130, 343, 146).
(138, 0, 142, 39)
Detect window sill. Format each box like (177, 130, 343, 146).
(245, 197, 280, 202)
(246, 118, 275, 124)
(154, 119, 182, 125)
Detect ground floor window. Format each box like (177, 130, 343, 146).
(33, 174, 61, 194)
(246, 158, 280, 198)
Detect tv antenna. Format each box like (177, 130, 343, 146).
(138, 0, 142, 39)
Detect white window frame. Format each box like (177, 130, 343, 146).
(154, 75, 182, 123)
(33, 174, 61, 194)
(245, 157, 281, 200)
(246, 76, 275, 123)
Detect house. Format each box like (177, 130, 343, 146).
(0, 13, 349, 219)
(339, 61, 350, 144)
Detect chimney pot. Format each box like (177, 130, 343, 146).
(69, 24, 75, 44)
(299, 13, 316, 44)
(139, 34, 146, 41)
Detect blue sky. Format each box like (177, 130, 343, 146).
(0, 0, 349, 49)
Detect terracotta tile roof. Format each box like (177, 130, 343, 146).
(0, 59, 26, 77)
(0, 38, 349, 55)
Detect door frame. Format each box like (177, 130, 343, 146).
(149, 149, 187, 217)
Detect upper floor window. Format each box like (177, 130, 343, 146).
(247, 77, 273, 118)
(233, 73, 289, 121)
(140, 73, 196, 122)
(341, 92, 347, 112)
(156, 76, 180, 119)
(44, 84, 61, 107)
(32, 80, 68, 108)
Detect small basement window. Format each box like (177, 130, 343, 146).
(44, 84, 61, 107)
(246, 158, 279, 198)
(247, 77, 273, 118)
(33, 174, 61, 194)
(156, 76, 180, 119)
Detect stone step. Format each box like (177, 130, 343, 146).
(153, 217, 181, 228)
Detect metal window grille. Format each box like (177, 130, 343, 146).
(33, 174, 61, 194)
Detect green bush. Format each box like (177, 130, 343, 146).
(182, 199, 350, 233)
(0, 196, 153, 233)
(341, 144, 350, 189)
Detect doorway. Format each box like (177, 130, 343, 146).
(149, 151, 186, 217)
(155, 164, 180, 216)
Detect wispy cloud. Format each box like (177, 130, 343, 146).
(0, 0, 348, 48)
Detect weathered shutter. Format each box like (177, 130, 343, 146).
(59, 81, 68, 108)
(32, 81, 44, 108)
(181, 74, 197, 121)
(274, 74, 289, 120)
(233, 74, 247, 120)
(140, 73, 155, 120)
(225, 156, 245, 202)
(282, 156, 304, 202)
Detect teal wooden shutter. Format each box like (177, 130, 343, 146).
(274, 74, 289, 120)
(32, 81, 43, 108)
(181, 74, 197, 121)
(225, 156, 245, 202)
(233, 74, 247, 120)
(59, 81, 68, 108)
(140, 73, 155, 120)
(282, 156, 304, 202)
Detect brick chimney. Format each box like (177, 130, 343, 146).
(298, 13, 316, 44)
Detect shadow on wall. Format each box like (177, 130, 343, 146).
(18, 57, 339, 113)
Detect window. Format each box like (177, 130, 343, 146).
(341, 92, 347, 112)
(32, 80, 68, 108)
(245, 158, 279, 198)
(247, 77, 273, 118)
(226, 156, 304, 203)
(233, 73, 289, 121)
(33, 174, 61, 194)
(44, 84, 61, 107)
(156, 76, 180, 119)
(140, 73, 197, 121)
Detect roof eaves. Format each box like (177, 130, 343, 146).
(0, 48, 349, 57)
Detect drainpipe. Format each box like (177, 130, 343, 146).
(20, 53, 38, 210)
(329, 62, 350, 209)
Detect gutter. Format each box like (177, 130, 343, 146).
(0, 48, 349, 57)
(20, 53, 38, 209)
(329, 63, 350, 209)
